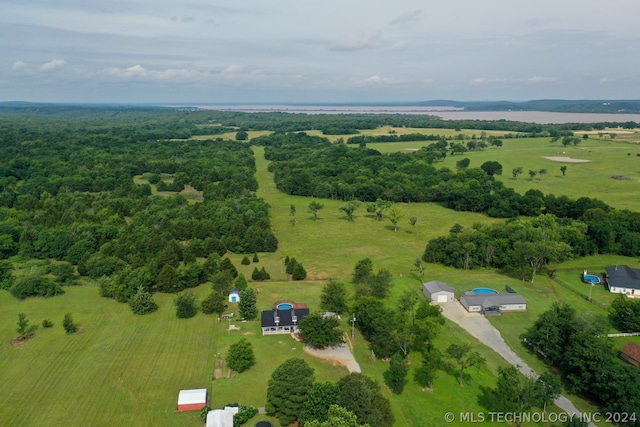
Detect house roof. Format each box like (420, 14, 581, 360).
(423, 281, 455, 294)
(620, 342, 640, 363)
(229, 288, 239, 295)
(460, 293, 526, 308)
(206, 406, 239, 427)
(261, 308, 310, 328)
(606, 266, 640, 290)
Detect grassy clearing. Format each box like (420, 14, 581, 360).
(368, 136, 640, 211)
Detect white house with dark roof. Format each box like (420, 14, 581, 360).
(422, 281, 455, 303)
(606, 266, 640, 297)
(260, 308, 309, 335)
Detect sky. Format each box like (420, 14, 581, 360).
(2, 0, 640, 103)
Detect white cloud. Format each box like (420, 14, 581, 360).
(40, 59, 66, 72)
(470, 77, 502, 85)
(526, 76, 555, 84)
(102, 65, 207, 82)
(12, 60, 27, 71)
(358, 75, 395, 86)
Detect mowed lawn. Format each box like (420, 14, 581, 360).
(368, 135, 640, 212)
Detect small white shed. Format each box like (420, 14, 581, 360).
(229, 288, 240, 303)
(422, 281, 455, 303)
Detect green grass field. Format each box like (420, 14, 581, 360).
(2, 134, 639, 426)
(368, 135, 640, 212)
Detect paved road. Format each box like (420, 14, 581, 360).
(440, 301, 597, 427)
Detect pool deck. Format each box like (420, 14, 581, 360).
(272, 301, 308, 310)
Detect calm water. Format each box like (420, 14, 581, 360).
(191, 104, 640, 124)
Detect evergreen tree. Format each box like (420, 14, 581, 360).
(260, 266, 271, 280)
(63, 313, 77, 333)
(253, 253, 259, 263)
(286, 257, 298, 275)
(129, 286, 159, 315)
(156, 264, 181, 293)
(241, 256, 251, 265)
(219, 257, 238, 278)
(383, 353, 409, 394)
(239, 288, 257, 320)
(234, 273, 248, 291)
(174, 291, 198, 319)
(292, 263, 307, 280)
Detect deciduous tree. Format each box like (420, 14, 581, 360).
(299, 312, 344, 348)
(226, 338, 256, 373)
(446, 343, 485, 386)
(266, 358, 315, 426)
(320, 279, 348, 314)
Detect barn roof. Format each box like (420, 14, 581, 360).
(620, 342, 640, 363)
(178, 389, 207, 406)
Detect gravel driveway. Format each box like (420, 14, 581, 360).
(440, 301, 597, 427)
(304, 343, 361, 373)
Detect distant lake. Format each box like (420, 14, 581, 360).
(191, 104, 640, 124)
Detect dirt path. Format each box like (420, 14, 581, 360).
(304, 344, 361, 373)
(440, 301, 597, 427)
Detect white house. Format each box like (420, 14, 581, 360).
(459, 293, 527, 314)
(228, 288, 240, 303)
(606, 266, 640, 297)
(422, 281, 455, 303)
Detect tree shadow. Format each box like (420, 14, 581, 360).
(477, 385, 499, 411)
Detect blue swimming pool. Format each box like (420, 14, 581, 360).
(276, 303, 293, 310)
(472, 288, 499, 294)
(583, 275, 601, 284)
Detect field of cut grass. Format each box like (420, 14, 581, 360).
(368, 136, 640, 212)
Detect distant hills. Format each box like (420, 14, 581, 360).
(415, 99, 640, 114)
(2, 99, 640, 114)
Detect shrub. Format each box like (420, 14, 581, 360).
(42, 319, 54, 328)
(241, 256, 251, 265)
(63, 313, 77, 333)
(174, 291, 199, 319)
(292, 263, 307, 280)
(252, 253, 259, 263)
(129, 286, 159, 315)
(10, 275, 63, 299)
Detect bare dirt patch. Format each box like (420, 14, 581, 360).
(611, 175, 630, 180)
(544, 156, 591, 163)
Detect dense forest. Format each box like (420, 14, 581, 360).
(0, 110, 277, 302)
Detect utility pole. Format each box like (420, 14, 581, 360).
(351, 314, 356, 339)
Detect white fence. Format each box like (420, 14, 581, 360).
(607, 332, 640, 337)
